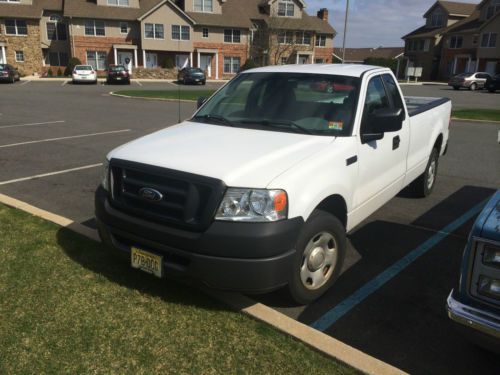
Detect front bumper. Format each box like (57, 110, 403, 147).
(95, 186, 301, 293)
(447, 290, 500, 340)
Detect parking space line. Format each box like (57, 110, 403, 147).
(0, 163, 103, 186)
(0, 120, 65, 129)
(0, 129, 131, 149)
(311, 198, 490, 331)
(61, 80, 68, 86)
(20, 80, 31, 86)
(135, 80, 143, 86)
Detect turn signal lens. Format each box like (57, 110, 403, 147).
(274, 191, 287, 212)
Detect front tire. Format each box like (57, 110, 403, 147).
(288, 210, 346, 305)
(411, 148, 439, 197)
(469, 83, 477, 91)
(453, 86, 460, 90)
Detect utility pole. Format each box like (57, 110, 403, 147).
(341, 0, 350, 64)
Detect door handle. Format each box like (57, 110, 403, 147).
(393, 135, 400, 150)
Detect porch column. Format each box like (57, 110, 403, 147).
(1, 46, 6, 64)
(113, 47, 118, 65)
(197, 52, 201, 68)
(311, 53, 315, 64)
(452, 56, 457, 74)
(466, 56, 471, 72)
(476, 59, 480, 71)
(215, 52, 219, 80)
(134, 49, 138, 68)
(296, 54, 299, 64)
(142, 49, 147, 68)
(190, 52, 193, 67)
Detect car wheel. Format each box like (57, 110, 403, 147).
(202, 80, 206, 85)
(469, 83, 477, 91)
(411, 148, 439, 198)
(453, 86, 460, 90)
(488, 88, 495, 93)
(288, 210, 346, 305)
(10, 76, 15, 84)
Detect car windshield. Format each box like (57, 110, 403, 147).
(188, 68, 204, 74)
(193, 72, 360, 136)
(110, 66, 126, 72)
(76, 66, 93, 71)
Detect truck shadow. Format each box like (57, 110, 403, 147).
(56, 227, 228, 312)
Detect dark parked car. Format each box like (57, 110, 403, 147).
(0, 64, 20, 83)
(486, 74, 500, 93)
(447, 190, 500, 353)
(177, 67, 206, 85)
(448, 72, 491, 91)
(106, 65, 130, 84)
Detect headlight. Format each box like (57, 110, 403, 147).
(478, 276, 500, 300)
(483, 244, 500, 268)
(101, 159, 110, 191)
(216, 188, 287, 222)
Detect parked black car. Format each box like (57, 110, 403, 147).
(486, 74, 500, 93)
(106, 65, 130, 84)
(177, 67, 206, 85)
(0, 64, 20, 83)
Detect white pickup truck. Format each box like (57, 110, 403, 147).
(95, 64, 451, 303)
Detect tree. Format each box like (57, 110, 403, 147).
(64, 57, 82, 76)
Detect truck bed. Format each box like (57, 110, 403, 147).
(405, 97, 451, 117)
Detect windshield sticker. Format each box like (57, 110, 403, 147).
(328, 121, 343, 130)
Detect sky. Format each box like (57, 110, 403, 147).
(307, 0, 481, 48)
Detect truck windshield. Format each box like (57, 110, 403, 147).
(193, 72, 360, 136)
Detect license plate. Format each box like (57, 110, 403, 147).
(131, 247, 163, 278)
(116, 77, 122, 80)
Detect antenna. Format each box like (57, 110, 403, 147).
(178, 38, 181, 123)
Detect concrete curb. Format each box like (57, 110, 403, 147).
(451, 117, 500, 124)
(0, 192, 407, 375)
(109, 91, 197, 103)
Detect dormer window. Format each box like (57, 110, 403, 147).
(430, 13, 444, 27)
(107, 0, 129, 6)
(278, 0, 294, 17)
(194, 0, 213, 13)
(486, 0, 500, 19)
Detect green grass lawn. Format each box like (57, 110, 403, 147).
(0, 204, 357, 374)
(115, 89, 216, 101)
(452, 109, 500, 122)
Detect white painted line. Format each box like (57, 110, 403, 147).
(61, 80, 69, 86)
(135, 80, 143, 86)
(20, 80, 31, 86)
(0, 163, 103, 186)
(0, 120, 65, 129)
(0, 192, 407, 375)
(0, 129, 131, 149)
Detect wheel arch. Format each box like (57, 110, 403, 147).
(313, 194, 348, 229)
(433, 133, 443, 154)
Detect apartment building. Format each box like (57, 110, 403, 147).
(403, 0, 500, 80)
(0, 0, 336, 79)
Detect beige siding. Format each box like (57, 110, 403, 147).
(141, 3, 193, 51)
(184, 0, 223, 14)
(70, 18, 140, 39)
(40, 11, 69, 50)
(270, 0, 303, 19)
(478, 15, 500, 58)
(96, 0, 140, 8)
(192, 26, 248, 44)
(479, 0, 499, 21)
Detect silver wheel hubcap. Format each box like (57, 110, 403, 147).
(427, 160, 436, 190)
(300, 232, 337, 290)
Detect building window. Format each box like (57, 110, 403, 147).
(224, 29, 241, 43)
(145, 23, 164, 39)
(107, 0, 130, 6)
(85, 20, 105, 36)
(481, 32, 497, 48)
(486, 0, 500, 19)
(86, 51, 107, 70)
(430, 13, 444, 27)
(223, 56, 240, 74)
(278, 0, 294, 17)
(5, 20, 27, 36)
(295, 31, 311, 45)
(172, 25, 190, 40)
(46, 22, 67, 41)
(15, 50, 24, 62)
(202, 27, 209, 38)
(407, 39, 427, 52)
(194, 0, 213, 12)
(120, 22, 128, 34)
(45, 51, 69, 66)
(315, 58, 325, 64)
(315, 35, 327, 47)
(280, 57, 288, 65)
(450, 36, 463, 49)
(277, 31, 293, 44)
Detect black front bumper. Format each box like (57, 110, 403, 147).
(95, 186, 302, 293)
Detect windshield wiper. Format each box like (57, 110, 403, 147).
(240, 119, 313, 135)
(192, 114, 235, 127)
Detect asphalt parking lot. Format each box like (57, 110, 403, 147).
(1, 81, 499, 374)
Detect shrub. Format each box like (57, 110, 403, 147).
(163, 57, 175, 69)
(56, 68, 63, 77)
(47, 68, 53, 77)
(64, 57, 81, 76)
(240, 59, 259, 72)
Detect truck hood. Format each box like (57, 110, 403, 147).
(109, 121, 334, 187)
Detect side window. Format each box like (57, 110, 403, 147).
(361, 75, 390, 133)
(382, 74, 404, 114)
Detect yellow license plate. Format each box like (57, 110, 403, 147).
(131, 247, 163, 278)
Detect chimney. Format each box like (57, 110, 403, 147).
(317, 8, 328, 21)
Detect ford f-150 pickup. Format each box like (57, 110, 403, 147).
(95, 64, 451, 304)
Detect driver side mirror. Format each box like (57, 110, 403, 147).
(361, 108, 404, 144)
(197, 97, 207, 109)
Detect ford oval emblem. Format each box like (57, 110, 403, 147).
(138, 188, 163, 202)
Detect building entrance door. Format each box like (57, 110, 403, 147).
(118, 51, 133, 72)
(200, 55, 212, 77)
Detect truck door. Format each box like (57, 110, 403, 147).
(354, 74, 410, 214)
